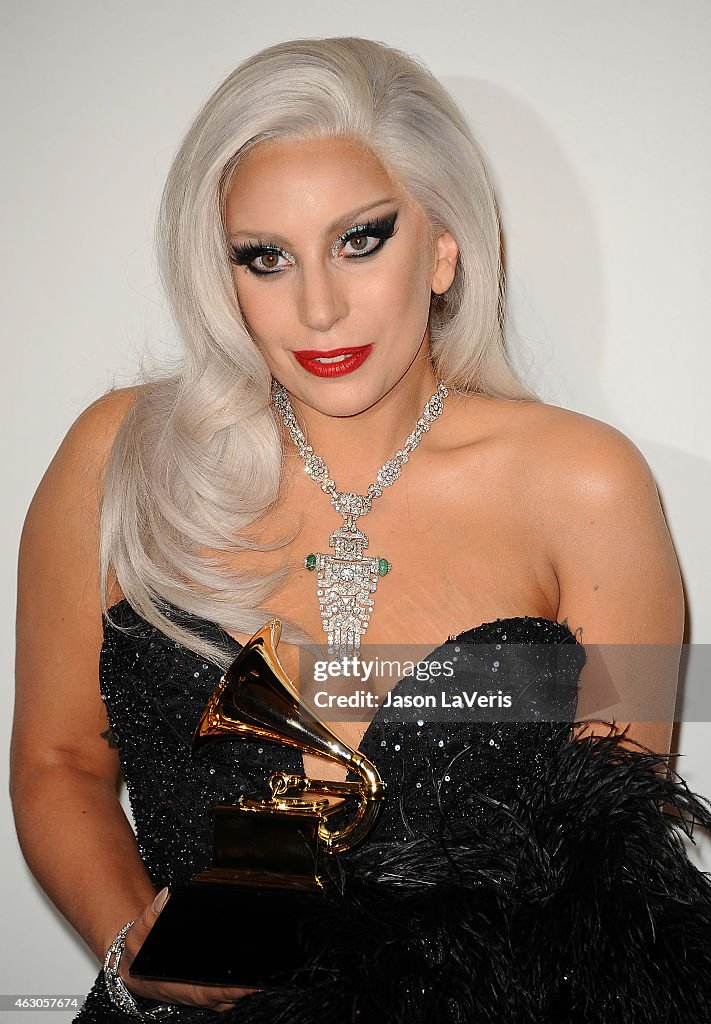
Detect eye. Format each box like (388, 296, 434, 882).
(252, 250, 290, 273)
(337, 213, 398, 260)
(342, 232, 383, 256)
(229, 243, 292, 275)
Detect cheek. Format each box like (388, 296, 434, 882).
(371, 250, 433, 325)
(233, 274, 287, 343)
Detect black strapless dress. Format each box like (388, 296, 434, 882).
(75, 601, 711, 1024)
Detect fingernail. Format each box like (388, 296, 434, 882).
(151, 887, 169, 914)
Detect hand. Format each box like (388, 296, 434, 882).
(119, 889, 260, 1012)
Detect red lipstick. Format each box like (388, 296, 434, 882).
(292, 344, 373, 378)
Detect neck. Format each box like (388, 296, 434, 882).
(276, 349, 445, 494)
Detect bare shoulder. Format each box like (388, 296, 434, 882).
(480, 398, 682, 643)
(456, 396, 655, 503)
(58, 384, 143, 464)
(486, 398, 663, 558)
(25, 384, 144, 511)
(512, 400, 653, 498)
(21, 384, 148, 610)
(451, 394, 681, 617)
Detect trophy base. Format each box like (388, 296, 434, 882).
(129, 881, 332, 988)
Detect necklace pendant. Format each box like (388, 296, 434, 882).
(276, 378, 448, 661)
(304, 519, 391, 659)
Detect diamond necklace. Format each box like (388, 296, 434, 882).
(271, 378, 449, 659)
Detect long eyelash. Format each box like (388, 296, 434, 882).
(228, 212, 399, 271)
(338, 213, 398, 253)
(228, 240, 283, 266)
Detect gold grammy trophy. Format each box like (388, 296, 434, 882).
(129, 618, 386, 988)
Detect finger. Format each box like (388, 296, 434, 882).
(213, 986, 260, 1002)
(149, 887, 170, 919)
(150, 984, 259, 1011)
(205, 987, 261, 1012)
(125, 888, 170, 951)
(181, 985, 260, 1011)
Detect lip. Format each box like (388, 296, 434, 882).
(292, 344, 373, 378)
(292, 345, 370, 358)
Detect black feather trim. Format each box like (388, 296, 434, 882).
(182, 725, 711, 1024)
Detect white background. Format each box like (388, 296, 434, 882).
(2, 1, 710, 1019)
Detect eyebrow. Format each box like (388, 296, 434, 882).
(227, 196, 400, 244)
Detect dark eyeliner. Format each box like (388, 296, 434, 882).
(339, 212, 399, 256)
(228, 240, 284, 271)
(228, 211, 399, 274)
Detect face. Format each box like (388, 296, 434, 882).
(224, 136, 458, 418)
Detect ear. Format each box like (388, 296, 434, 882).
(431, 231, 459, 295)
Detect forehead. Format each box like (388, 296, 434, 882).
(224, 136, 404, 230)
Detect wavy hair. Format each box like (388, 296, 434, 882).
(100, 36, 538, 669)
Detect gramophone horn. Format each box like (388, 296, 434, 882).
(192, 618, 385, 853)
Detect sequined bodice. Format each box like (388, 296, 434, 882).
(100, 601, 585, 889)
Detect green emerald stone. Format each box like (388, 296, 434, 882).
(304, 554, 317, 571)
(378, 558, 391, 576)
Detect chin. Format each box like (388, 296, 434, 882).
(285, 376, 391, 416)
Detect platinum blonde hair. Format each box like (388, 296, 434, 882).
(100, 36, 538, 669)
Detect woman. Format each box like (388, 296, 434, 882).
(11, 36, 711, 1024)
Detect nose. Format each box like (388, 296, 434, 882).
(296, 264, 348, 333)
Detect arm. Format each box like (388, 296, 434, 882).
(11, 389, 154, 959)
(11, 389, 254, 1009)
(542, 414, 683, 754)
